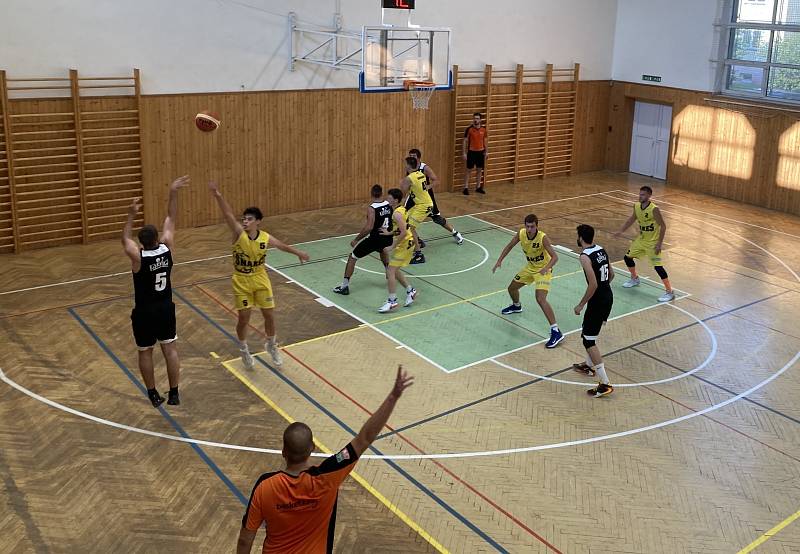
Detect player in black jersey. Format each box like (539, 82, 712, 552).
(405, 149, 463, 264)
(122, 175, 189, 407)
(333, 184, 394, 295)
(572, 224, 615, 398)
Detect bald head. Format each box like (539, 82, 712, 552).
(282, 422, 314, 464)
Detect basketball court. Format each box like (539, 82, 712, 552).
(2, 1, 800, 553)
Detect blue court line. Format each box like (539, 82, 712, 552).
(173, 289, 508, 553)
(67, 307, 249, 506)
(632, 347, 800, 427)
(381, 290, 792, 438)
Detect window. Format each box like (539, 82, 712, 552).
(720, 0, 800, 102)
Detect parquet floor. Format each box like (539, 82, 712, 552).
(2, 171, 799, 553)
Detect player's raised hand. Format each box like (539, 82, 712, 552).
(208, 181, 220, 195)
(128, 197, 142, 216)
(390, 364, 414, 400)
(170, 175, 190, 191)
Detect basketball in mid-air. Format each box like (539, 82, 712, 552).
(195, 111, 220, 132)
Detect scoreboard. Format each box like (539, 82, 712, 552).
(382, 0, 415, 9)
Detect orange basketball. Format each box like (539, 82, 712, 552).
(195, 111, 220, 132)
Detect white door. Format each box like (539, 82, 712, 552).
(629, 101, 672, 180)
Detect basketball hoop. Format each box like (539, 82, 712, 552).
(404, 80, 436, 110)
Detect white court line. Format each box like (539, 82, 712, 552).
(267, 263, 451, 373)
(491, 302, 718, 387)
(448, 293, 692, 373)
(350, 237, 489, 278)
(0, 190, 617, 297)
(609, 189, 800, 240)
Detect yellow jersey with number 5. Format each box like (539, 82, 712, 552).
(233, 230, 270, 276)
(634, 201, 660, 243)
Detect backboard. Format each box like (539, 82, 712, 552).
(359, 26, 451, 92)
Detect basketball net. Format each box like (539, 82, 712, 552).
(405, 80, 436, 110)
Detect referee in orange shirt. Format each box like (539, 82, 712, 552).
(463, 112, 488, 195)
(236, 366, 414, 554)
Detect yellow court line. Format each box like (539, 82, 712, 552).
(738, 508, 800, 553)
(221, 360, 451, 554)
(282, 325, 366, 349)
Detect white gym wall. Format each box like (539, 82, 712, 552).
(611, 0, 723, 92)
(0, 0, 617, 94)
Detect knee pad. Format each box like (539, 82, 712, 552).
(623, 255, 636, 268)
(654, 265, 668, 279)
(432, 214, 447, 227)
(582, 336, 596, 349)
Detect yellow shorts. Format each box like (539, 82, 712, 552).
(389, 236, 416, 268)
(407, 204, 433, 228)
(232, 272, 275, 310)
(513, 265, 553, 291)
(626, 238, 662, 265)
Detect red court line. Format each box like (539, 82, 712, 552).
(192, 282, 563, 553)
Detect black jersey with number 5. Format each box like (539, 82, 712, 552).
(582, 245, 612, 298)
(133, 244, 173, 307)
(370, 200, 393, 237)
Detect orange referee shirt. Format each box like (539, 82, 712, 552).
(464, 125, 487, 151)
(242, 443, 359, 554)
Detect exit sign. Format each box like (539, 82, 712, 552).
(642, 75, 662, 82)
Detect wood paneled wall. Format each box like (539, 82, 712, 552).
(449, 64, 580, 190)
(606, 81, 800, 215)
(0, 70, 143, 252)
(138, 88, 450, 229)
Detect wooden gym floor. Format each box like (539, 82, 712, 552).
(1, 170, 800, 553)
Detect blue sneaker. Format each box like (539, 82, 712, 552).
(501, 304, 522, 315)
(545, 328, 564, 348)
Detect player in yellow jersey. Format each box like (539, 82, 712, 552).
(208, 182, 309, 369)
(378, 188, 418, 313)
(400, 156, 433, 265)
(615, 185, 674, 302)
(492, 214, 564, 348)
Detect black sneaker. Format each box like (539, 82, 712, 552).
(587, 383, 614, 398)
(167, 390, 180, 406)
(410, 251, 426, 264)
(418, 239, 426, 249)
(462, 188, 470, 195)
(148, 389, 165, 408)
(333, 284, 349, 295)
(501, 303, 522, 315)
(476, 187, 486, 194)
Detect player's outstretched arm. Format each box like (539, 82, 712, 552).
(541, 236, 559, 273)
(492, 234, 520, 273)
(351, 365, 414, 458)
(208, 181, 244, 242)
(573, 254, 598, 315)
(160, 175, 190, 249)
(616, 208, 636, 236)
(269, 236, 310, 264)
(122, 198, 142, 271)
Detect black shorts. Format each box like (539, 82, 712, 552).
(131, 301, 177, 349)
(466, 150, 485, 169)
(352, 235, 393, 259)
(582, 293, 613, 340)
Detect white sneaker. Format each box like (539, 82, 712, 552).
(404, 288, 417, 307)
(240, 348, 254, 370)
(622, 278, 641, 288)
(266, 342, 283, 366)
(454, 232, 464, 245)
(378, 299, 399, 313)
(658, 291, 675, 302)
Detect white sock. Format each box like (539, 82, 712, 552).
(550, 324, 559, 331)
(406, 285, 414, 293)
(595, 363, 609, 385)
(389, 294, 397, 302)
(266, 336, 276, 348)
(239, 340, 249, 351)
(342, 278, 350, 286)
